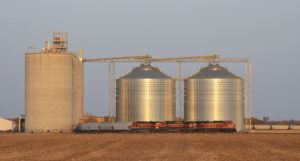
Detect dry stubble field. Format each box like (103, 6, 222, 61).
(0, 133, 299, 161)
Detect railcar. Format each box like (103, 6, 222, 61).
(77, 121, 236, 133)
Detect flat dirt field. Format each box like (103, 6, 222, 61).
(0, 133, 300, 161)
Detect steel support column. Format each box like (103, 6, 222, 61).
(108, 62, 115, 119)
(249, 62, 252, 130)
(112, 62, 116, 117)
(177, 62, 183, 119)
(244, 63, 249, 132)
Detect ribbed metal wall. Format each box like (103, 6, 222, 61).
(184, 63, 244, 132)
(116, 64, 176, 122)
(25, 53, 83, 132)
(72, 57, 84, 126)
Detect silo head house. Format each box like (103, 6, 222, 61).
(25, 32, 83, 132)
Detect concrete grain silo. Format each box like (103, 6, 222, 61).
(25, 32, 83, 132)
(184, 63, 244, 132)
(116, 63, 176, 122)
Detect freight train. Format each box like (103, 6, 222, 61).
(77, 121, 236, 133)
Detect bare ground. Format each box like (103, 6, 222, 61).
(0, 133, 299, 161)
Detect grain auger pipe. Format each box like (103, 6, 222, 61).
(151, 54, 220, 62)
(83, 54, 153, 63)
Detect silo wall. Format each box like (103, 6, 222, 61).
(184, 64, 244, 132)
(72, 57, 83, 126)
(25, 53, 83, 132)
(116, 64, 176, 122)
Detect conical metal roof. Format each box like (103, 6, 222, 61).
(186, 63, 242, 79)
(119, 64, 173, 79)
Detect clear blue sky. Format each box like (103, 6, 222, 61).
(0, 0, 299, 120)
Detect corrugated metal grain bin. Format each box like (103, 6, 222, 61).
(116, 63, 176, 122)
(184, 63, 244, 132)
